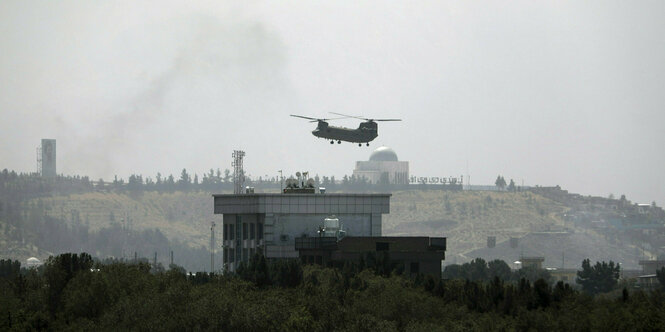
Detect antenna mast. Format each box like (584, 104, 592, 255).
(232, 150, 245, 194)
(36, 145, 42, 176)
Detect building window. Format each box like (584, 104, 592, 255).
(224, 224, 228, 241)
(250, 223, 255, 240)
(376, 242, 389, 251)
(228, 249, 234, 263)
(243, 223, 248, 240)
(257, 223, 263, 240)
(229, 224, 234, 240)
(316, 256, 323, 265)
(410, 262, 419, 274)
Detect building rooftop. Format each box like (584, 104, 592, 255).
(213, 192, 391, 214)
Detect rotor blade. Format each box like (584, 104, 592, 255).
(329, 112, 368, 121)
(321, 116, 350, 121)
(290, 114, 318, 121)
(291, 114, 348, 122)
(373, 119, 402, 122)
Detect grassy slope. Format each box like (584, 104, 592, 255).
(383, 190, 569, 255)
(38, 191, 224, 248)
(3, 190, 568, 261)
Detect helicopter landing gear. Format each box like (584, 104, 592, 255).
(358, 143, 362, 147)
(337, 140, 341, 144)
(330, 140, 334, 144)
(366, 143, 370, 146)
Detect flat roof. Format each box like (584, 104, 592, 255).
(212, 193, 391, 198)
(213, 193, 391, 214)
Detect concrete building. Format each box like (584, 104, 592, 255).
(213, 192, 390, 271)
(41, 139, 56, 178)
(295, 236, 447, 278)
(519, 256, 545, 269)
(638, 259, 665, 275)
(353, 146, 409, 184)
(549, 268, 578, 284)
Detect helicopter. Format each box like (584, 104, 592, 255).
(290, 112, 401, 146)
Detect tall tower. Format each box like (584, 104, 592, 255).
(232, 150, 245, 194)
(40, 139, 56, 178)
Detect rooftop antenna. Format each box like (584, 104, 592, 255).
(278, 170, 283, 192)
(232, 150, 245, 194)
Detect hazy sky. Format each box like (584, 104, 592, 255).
(1, 1, 664, 204)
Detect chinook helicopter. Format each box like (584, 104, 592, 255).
(290, 112, 401, 146)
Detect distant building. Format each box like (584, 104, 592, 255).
(41, 139, 56, 177)
(519, 256, 545, 269)
(487, 236, 496, 248)
(353, 146, 409, 185)
(295, 236, 447, 278)
(26, 257, 42, 268)
(638, 259, 665, 275)
(549, 268, 578, 284)
(214, 192, 390, 272)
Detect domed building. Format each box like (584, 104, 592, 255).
(353, 146, 409, 184)
(26, 257, 42, 268)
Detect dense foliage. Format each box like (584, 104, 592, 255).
(443, 258, 552, 284)
(1, 253, 665, 331)
(576, 259, 621, 295)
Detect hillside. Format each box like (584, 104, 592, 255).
(37, 191, 223, 247)
(383, 190, 569, 259)
(4, 190, 566, 262)
(3, 186, 657, 271)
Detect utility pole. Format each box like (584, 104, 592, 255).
(211, 221, 216, 273)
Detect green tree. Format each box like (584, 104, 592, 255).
(576, 259, 620, 294)
(44, 253, 94, 315)
(507, 179, 516, 192)
(488, 259, 512, 281)
(495, 175, 506, 190)
(178, 169, 190, 190)
(237, 252, 274, 287)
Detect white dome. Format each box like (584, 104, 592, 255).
(369, 146, 398, 162)
(26, 257, 42, 267)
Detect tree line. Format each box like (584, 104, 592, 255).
(1, 252, 665, 331)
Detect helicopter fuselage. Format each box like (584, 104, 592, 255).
(312, 121, 378, 143)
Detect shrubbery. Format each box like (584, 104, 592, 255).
(1, 253, 665, 331)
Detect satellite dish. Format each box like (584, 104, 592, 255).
(306, 178, 315, 188)
(296, 172, 301, 177)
